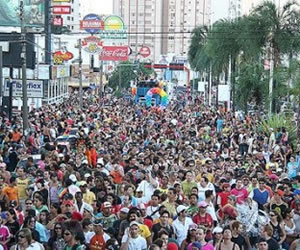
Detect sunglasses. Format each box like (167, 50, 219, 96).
(18, 235, 25, 239)
(26, 202, 32, 205)
(55, 227, 62, 230)
(270, 214, 277, 217)
(64, 232, 71, 236)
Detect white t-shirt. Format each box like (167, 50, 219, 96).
(172, 217, 194, 246)
(121, 235, 147, 250)
(136, 179, 158, 202)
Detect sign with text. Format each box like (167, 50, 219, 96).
(139, 46, 151, 58)
(99, 46, 129, 61)
(53, 6, 71, 15)
(80, 14, 104, 34)
(82, 36, 103, 54)
(4, 79, 43, 98)
(51, 65, 71, 79)
(53, 16, 63, 26)
(53, 50, 73, 64)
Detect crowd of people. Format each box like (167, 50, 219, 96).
(0, 91, 299, 250)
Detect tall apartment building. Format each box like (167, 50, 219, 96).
(113, 0, 211, 62)
(52, 0, 81, 32)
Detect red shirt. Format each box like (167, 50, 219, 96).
(89, 234, 106, 250)
(192, 213, 213, 228)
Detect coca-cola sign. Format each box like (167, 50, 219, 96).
(99, 46, 129, 61)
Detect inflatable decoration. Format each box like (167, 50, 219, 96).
(146, 87, 168, 108)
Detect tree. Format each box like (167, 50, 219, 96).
(245, 0, 300, 112)
(108, 61, 155, 90)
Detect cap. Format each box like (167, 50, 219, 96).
(275, 189, 284, 197)
(93, 219, 103, 226)
(188, 242, 202, 250)
(102, 202, 112, 209)
(176, 205, 187, 214)
(83, 204, 93, 214)
(199, 201, 208, 208)
(58, 153, 64, 158)
(280, 173, 289, 181)
(222, 183, 230, 189)
(213, 226, 223, 234)
(129, 221, 139, 227)
(69, 174, 77, 183)
(120, 207, 129, 214)
(167, 242, 179, 250)
(79, 181, 87, 187)
(63, 200, 74, 207)
(293, 189, 300, 196)
(59, 163, 66, 168)
(0, 162, 6, 167)
(84, 173, 91, 178)
(82, 159, 88, 165)
(72, 211, 83, 221)
(189, 223, 198, 231)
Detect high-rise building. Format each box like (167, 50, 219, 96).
(113, 0, 211, 62)
(52, 0, 81, 32)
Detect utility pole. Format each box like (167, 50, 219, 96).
(45, 0, 51, 64)
(269, 47, 274, 115)
(20, 0, 28, 132)
(99, 60, 103, 102)
(119, 66, 121, 90)
(78, 39, 83, 109)
(0, 46, 3, 111)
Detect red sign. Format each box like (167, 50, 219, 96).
(53, 16, 63, 26)
(99, 46, 129, 61)
(53, 5, 71, 14)
(80, 20, 104, 30)
(53, 51, 74, 64)
(139, 46, 151, 58)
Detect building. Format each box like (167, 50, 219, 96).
(211, 0, 242, 23)
(113, 0, 211, 62)
(52, 0, 81, 32)
(242, 0, 294, 15)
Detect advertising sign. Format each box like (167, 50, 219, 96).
(99, 46, 129, 61)
(51, 65, 71, 79)
(139, 46, 151, 58)
(0, 0, 45, 27)
(53, 16, 63, 26)
(80, 14, 104, 34)
(53, 6, 71, 15)
(100, 15, 127, 40)
(4, 79, 43, 98)
(53, 50, 74, 64)
(82, 36, 103, 54)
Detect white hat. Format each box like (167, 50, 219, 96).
(84, 173, 91, 178)
(69, 174, 77, 183)
(120, 207, 129, 214)
(213, 226, 223, 234)
(83, 204, 93, 214)
(97, 158, 104, 165)
(176, 205, 187, 214)
(82, 159, 88, 165)
(129, 221, 139, 227)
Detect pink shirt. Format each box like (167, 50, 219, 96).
(0, 225, 10, 250)
(231, 188, 248, 204)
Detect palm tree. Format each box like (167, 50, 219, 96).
(245, 0, 300, 113)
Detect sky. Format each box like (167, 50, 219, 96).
(81, 0, 113, 15)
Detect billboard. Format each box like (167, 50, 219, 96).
(99, 46, 129, 61)
(3, 79, 44, 98)
(0, 0, 45, 27)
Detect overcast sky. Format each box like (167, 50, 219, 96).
(81, 0, 113, 15)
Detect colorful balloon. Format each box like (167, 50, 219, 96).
(145, 87, 168, 108)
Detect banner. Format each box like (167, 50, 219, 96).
(82, 36, 103, 54)
(0, 0, 45, 27)
(99, 46, 129, 61)
(3, 79, 44, 98)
